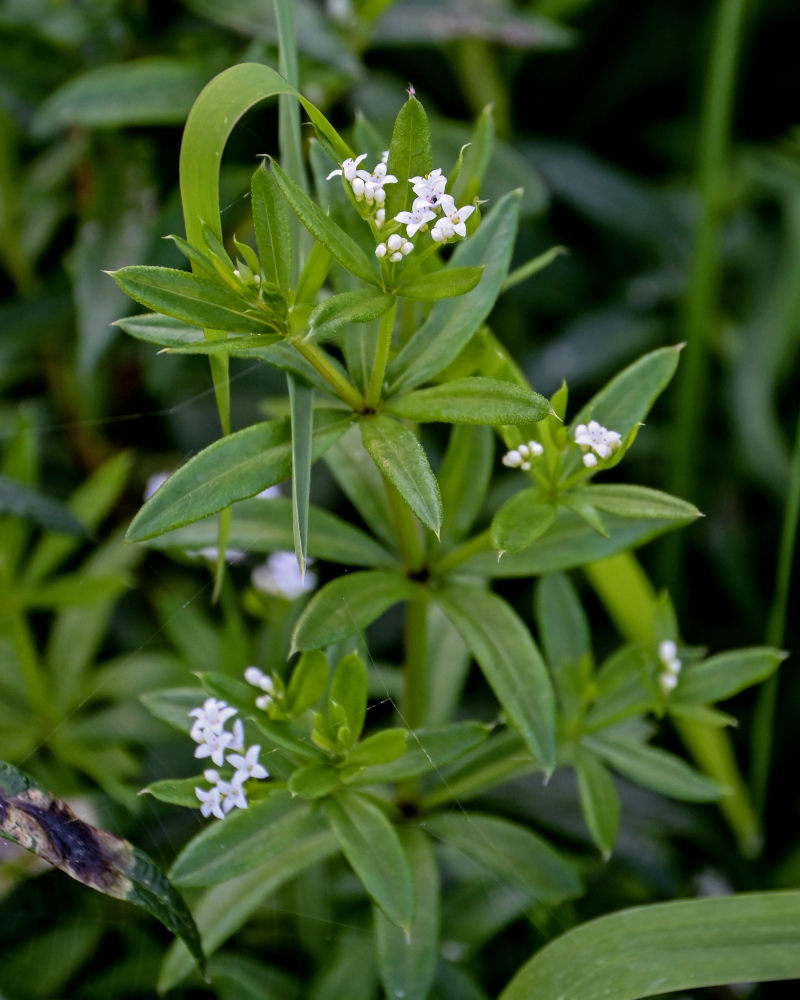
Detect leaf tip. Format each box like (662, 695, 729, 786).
(674, 341, 688, 352)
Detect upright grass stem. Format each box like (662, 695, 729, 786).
(664, 0, 749, 594)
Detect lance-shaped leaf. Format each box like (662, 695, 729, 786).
(387, 190, 521, 393)
(424, 811, 581, 905)
(288, 374, 313, 576)
(439, 424, 494, 543)
(0, 761, 204, 975)
(329, 652, 368, 750)
(499, 890, 800, 1000)
(0, 475, 85, 536)
(308, 288, 396, 341)
(490, 491, 557, 554)
(325, 792, 414, 931)
(346, 721, 489, 785)
(569, 484, 701, 522)
(360, 414, 443, 534)
(675, 647, 786, 704)
(169, 791, 326, 886)
(270, 158, 380, 286)
(127, 410, 351, 541)
(396, 266, 484, 302)
(375, 828, 439, 1000)
(251, 162, 292, 297)
(384, 93, 433, 223)
(108, 266, 278, 334)
(292, 570, 420, 651)
(115, 312, 205, 347)
(324, 426, 397, 549)
(574, 745, 620, 859)
(434, 586, 556, 771)
(386, 377, 550, 426)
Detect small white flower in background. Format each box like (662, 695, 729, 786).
(502, 441, 544, 472)
(251, 551, 317, 600)
(438, 194, 475, 237)
(657, 638, 682, 694)
(574, 420, 623, 468)
(245, 667, 276, 710)
(256, 484, 282, 499)
(229, 717, 245, 752)
(193, 726, 233, 767)
(189, 698, 236, 739)
(143, 471, 171, 501)
(227, 745, 269, 783)
(218, 778, 248, 814)
(395, 198, 437, 238)
(194, 783, 224, 820)
(326, 153, 367, 181)
(186, 546, 247, 565)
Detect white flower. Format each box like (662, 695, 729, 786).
(143, 471, 171, 501)
(438, 194, 475, 238)
(659, 672, 679, 693)
(574, 420, 623, 464)
(186, 546, 247, 564)
(218, 778, 248, 813)
(657, 638, 682, 694)
(431, 217, 455, 242)
(229, 717, 245, 752)
(410, 169, 447, 208)
(251, 552, 317, 600)
(257, 484, 282, 499)
(326, 153, 367, 181)
(189, 698, 236, 740)
(501, 441, 543, 472)
(193, 727, 234, 767)
(244, 666, 265, 687)
(395, 197, 437, 237)
(659, 640, 678, 663)
(356, 160, 398, 190)
(227, 745, 269, 783)
(194, 784, 224, 820)
(255, 693, 273, 711)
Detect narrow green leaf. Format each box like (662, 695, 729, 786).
(387, 377, 550, 426)
(585, 733, 727, 802)
(292, 570, 419, 651)
(308, 288, 395, 341)
(127, 411, 351, 541)
(558, 494, 609, 537)
(324, 425, 397, 549)
(675, 647, 786, 704)
(534, 573, 592, 673)
(435, 586, 556, 771)
(570, 484, 702, 522)
(0, 761, 204, 976)
(424, 811, 581, 905)
(346, 729, 408, 768)
(160, 333, 282, 356)
(109, 266, 277, 334)
(288, 374, 313, 576)
(169, 791, 325, 886)
(360, 414, 443, 534)
(439, 424, 494, 542)
(251, 162, 292, 296)
(574, 745, 620, 858)
(144, 777, 203, 809)
(286, 650, 329, 717)
(450, 102, 495, 206)
(387, 190, 521, 393)
(325, 792, 414, 930)
(397, 266, 483, 301)
(421, 730, 533, 810)
(375, 828, 439, 1000)
(499, 891, 800, 1000)
(329, 652, 368, 749)
(490, 491, 557, 554)
(114, 312, 204, 347)
(288, 763, 342, 799)
(270, 158, 380, 286)
(0, 475, 85, 536)
(347, 722, 490, 785)
(384, 93, 433, 223)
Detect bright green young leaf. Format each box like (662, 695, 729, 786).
(144, 777, 204, 809)
(288, 763, 342, 799)
(570, 484, 702, 522)
(360, 414, 443, 534)
(325, 792, 414, 931)
(329, 652, 368, 750)
(169, 792, 327, 887)
(308, 288, 396, 341)
(251, 162, 292, 296)
(347, 722, 490, 785)
(375, 828, 439, 1000)
(424, 811, 581, 905)
(439, 424, 494, 542)
(292, 570, 420, 651)
(397, 266, 483, 302)
(435, 586, 556, 771)
(0, 761, 204, 976)
(490, 491, 557, 554)
(499, 891, 800, 1000)
(534, 573, 592, 673)
(574, 745, 620, 858)
(384, 93, 433, 223)
(585, 733, 727, 802)
(387, 190, 521, 393)
(109, 266, 278, 334)
(0, 474, 85, 536)
(345, 729, 408, 769)
(675, 647, 786, 704)
(270, 158, 380, 287)
(286, 650, 329, 718)
(386, 377, 550, 426)
(127, 410, 351, 541)
(144, 496, 396, 568)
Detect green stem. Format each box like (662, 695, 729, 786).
(293, 339, 364, 411)
(433, 528, 491, 578)
(384, 478, 426, 574)
(403, 593, 429, 732)
(663, 0, 749, 593)
(364, 300, 397, 409)
(750, 408, 800, 815)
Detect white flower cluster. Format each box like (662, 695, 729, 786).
(396, 169, 475, 244)
(502, 440, 544, 471)
(574, 420, 622, 468)
(245, 665, 277, 711)
(327, 151, 395, 228)
(657, 639, 682, 694)
(190, 695, 268, 819)
(251, 551, 317, 600)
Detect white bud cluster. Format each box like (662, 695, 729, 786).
(657, 639, 682, 694)
(501, 440, 544, 471)
(574, 420, 623, 468)
(245, 665, 277, 711)
(375, 233, 414, 261)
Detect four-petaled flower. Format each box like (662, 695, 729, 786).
(227, 744, 269, 783)
(574, 420, 622, 468)
(193, 727, 233, 766)
(410, 169, 446, 208)
(194, 783, 225, 820)
(437, 194, 475, 237)
(326, 153, 367, 181)
(218, 777, 248, 814)
(395, 198, 437, 238)
(189, 697, 236, 739)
